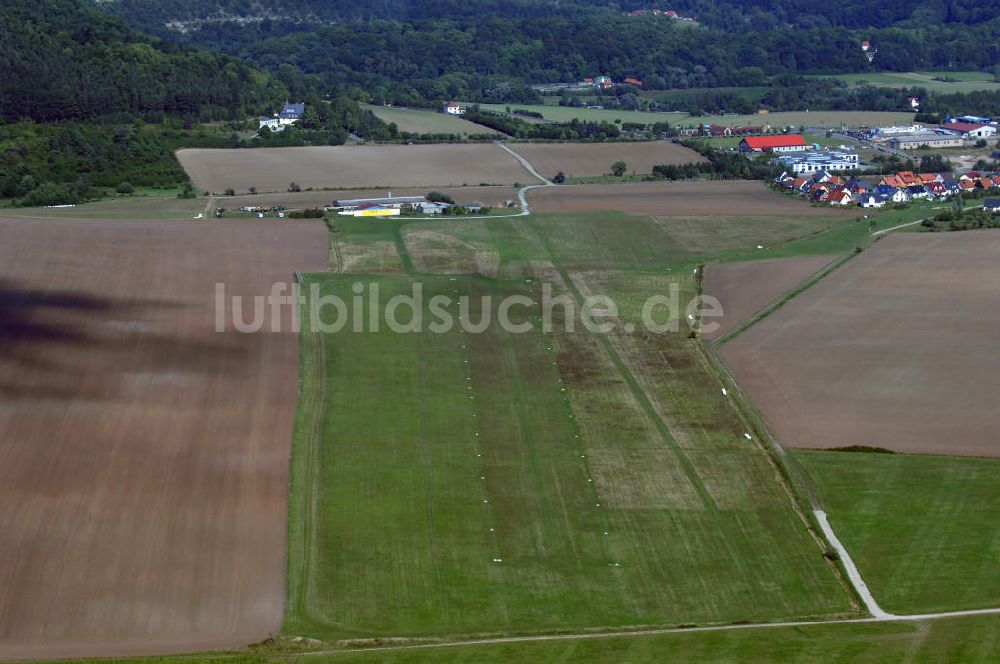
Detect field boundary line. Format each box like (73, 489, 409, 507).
(715, 252, 858, 345)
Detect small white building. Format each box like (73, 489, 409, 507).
(443, 101, 465, 115)
(258, 117, 281, 132)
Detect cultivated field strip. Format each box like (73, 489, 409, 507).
(722, 231, 1000, 456)
(701, 256, 837, 340)
(509, 142, 702, 178)
(527, 180, 857, 217)
(176, 144, 534, 194)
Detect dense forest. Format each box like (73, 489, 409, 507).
(0, 0, 397, 206)
(105, 0, 1000, 32)
(0, 0, 290, 123)
(99, 2, 1000, 106)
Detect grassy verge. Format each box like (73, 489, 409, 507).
(794, 451, 1000, 615)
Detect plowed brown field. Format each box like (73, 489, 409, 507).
(722, 232, 1000, 457)
(702, 256, 836, 340)
(218, 186, 520, 211)
(528, 181, 856, 216)
(511, 142, 702, 177)
(177, 144, 531, 193)
(0, 219, 329, 659)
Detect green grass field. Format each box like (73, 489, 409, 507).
(794, 451, 1000, 615)
(476, 104, 915, 129)
(299, 614, 1000, 662)
(811, 70, 1000, 94)
(364, 105, 498, 136)
(28, 613, 1000, 663)
(285, 206, 874, 640)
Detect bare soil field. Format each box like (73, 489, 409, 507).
(702, 256, 836, 340)
(528, 181, 856, 216)
(177, 144, 531, 193)
(0, 219, 328, 659)
(722, 231, 1000, 457)
(363, 105, 497, 135)
(511, 141, 702, 177)
(219, 185, 520, 211)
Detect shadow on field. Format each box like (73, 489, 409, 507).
(0, 280, 257, 401)
(0, 281, 114, 345)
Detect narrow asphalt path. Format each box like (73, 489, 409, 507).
(814, 510, 893, 619)
(495, 141, 557, 215)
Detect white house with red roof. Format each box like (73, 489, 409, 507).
(443, 101, 466, 115)
(739, 134, 808, 154)
(941, 122, 996, 141)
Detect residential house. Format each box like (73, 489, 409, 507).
(622, 77, 643, 87)
(279, 101, 305, 126)
(859, 192, 887, 208)
(905, 184, 930, 200)
(927, 181, 949, 198)
(985, 198, 1000, 213)
(828, 189, 853, 205)
(443, 101, 465, 115)
(876, 184, 908, 203)
(846, 177, 874, 194)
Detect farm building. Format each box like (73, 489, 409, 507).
(956, 115, 991, 124)
(941, 122, 997, 141)
(443, 101, 466, 115)
(740, 135, 808, 154)
(338, 205, 401, 217)
(887, 131, 963, 150)
(332, 195, 427, 210)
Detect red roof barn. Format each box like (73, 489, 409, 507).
(739, 134, 807, 153)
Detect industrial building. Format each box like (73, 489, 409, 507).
(887, 132, 964, 150)
(777, 151, 860, 173)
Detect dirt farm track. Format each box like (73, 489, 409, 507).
(723, 231, 1000, 457)
(0, 219, 328, 659)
